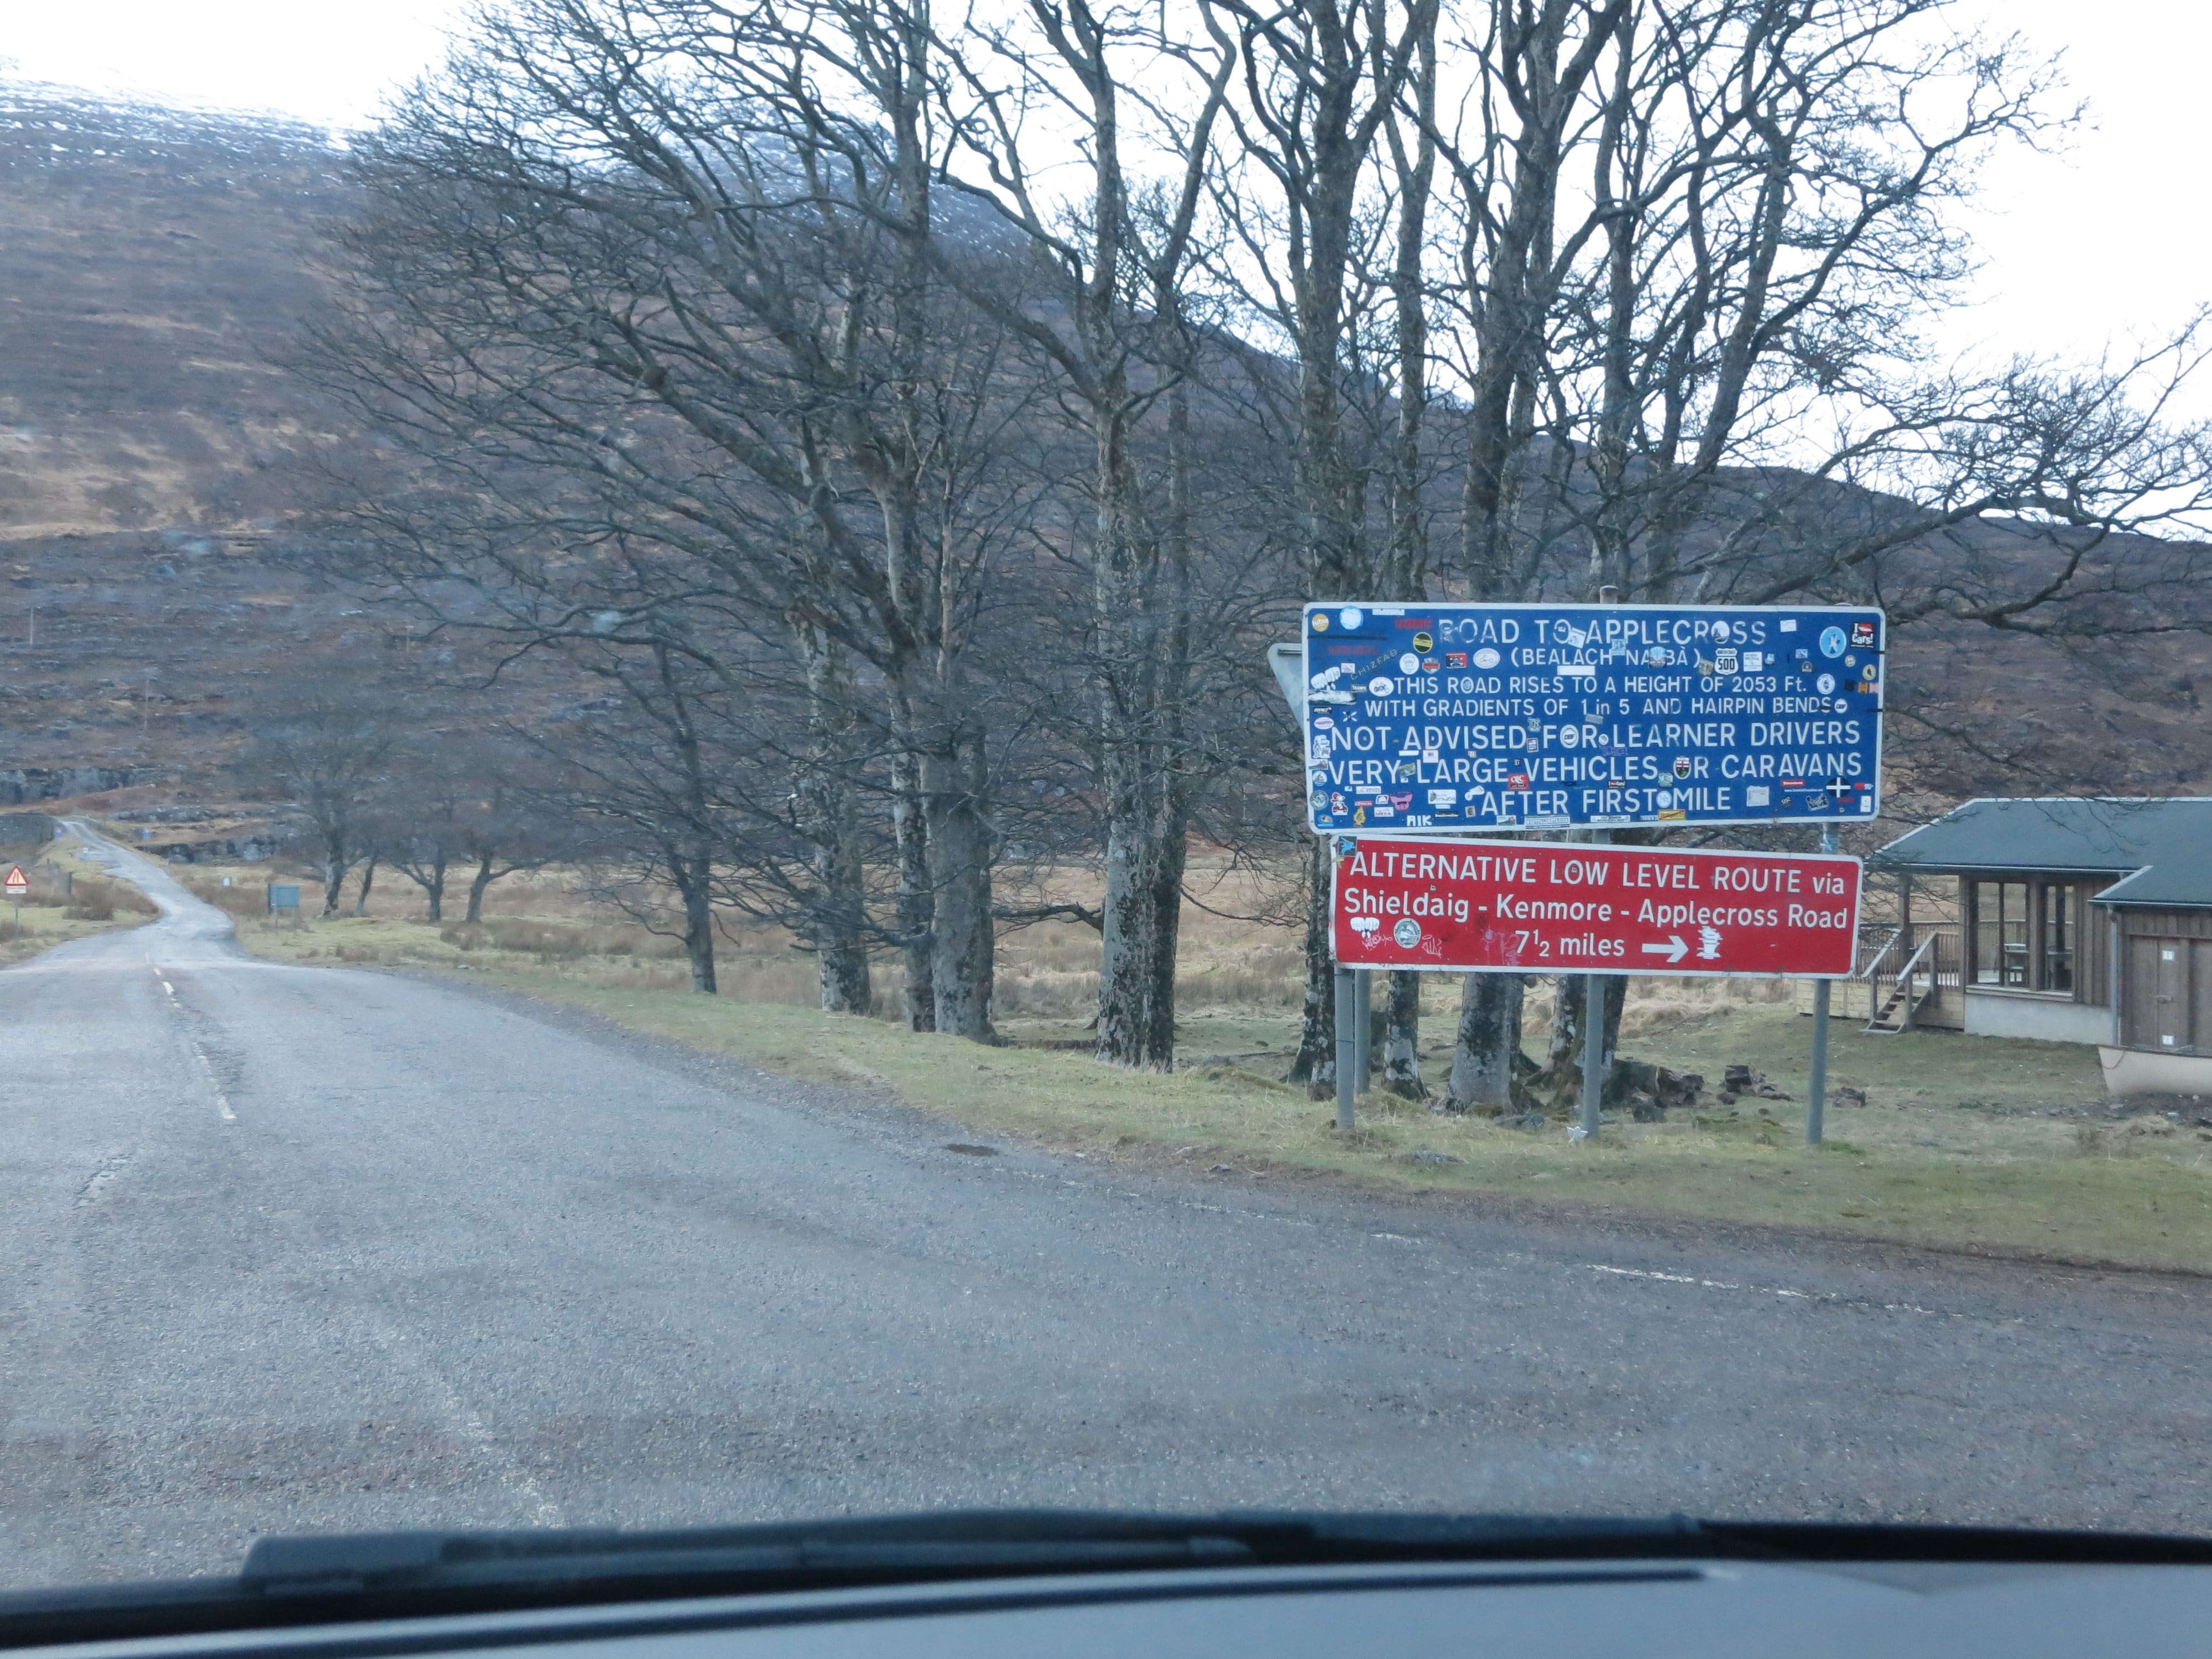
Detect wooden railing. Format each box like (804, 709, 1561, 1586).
(1863, 921, 1962, 1031)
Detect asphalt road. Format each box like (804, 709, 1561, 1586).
(3, 831, 2210, 1590)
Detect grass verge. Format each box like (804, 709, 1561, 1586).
(216, 904, 2212, 1274)
(0, 841, 157, 966)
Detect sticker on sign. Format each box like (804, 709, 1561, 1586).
(2, 865, 27, 897)
(1331, 837, 1860, 978)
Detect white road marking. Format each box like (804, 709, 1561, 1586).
(191, 1044, 237, 1123)
(1589, 1262, 1933, 1316)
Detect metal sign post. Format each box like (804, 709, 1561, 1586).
(1581, 975, 1605, 1139)
(1807, 822, 1841, 1145)
(3, 864, 27, 940)
(1301, 600, 1885, 835)
(1580, 831, 1609, 1140)
(1333, 964, 1357, 1130)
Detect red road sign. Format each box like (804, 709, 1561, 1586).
(1332, 837, 1860, 978)
(2, 865, 26, 898)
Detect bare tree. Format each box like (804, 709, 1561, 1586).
(297, 0, 1047, 1036)
(241, 678, 395, 916)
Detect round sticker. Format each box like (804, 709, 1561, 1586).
(1411, 630, 1434, 653)
(1712, 620, 1731, 641)
(1473, 647, 1500, 669)
(1368, 676, 1393, 696)
(1398, 652, 1421, 675)
(1654, 790, 1673, 808)
(1340, 607, 1365, 629)
(1310, 790, 1329, 810)
(1819, 625, 1847, 658)
(1311, 612, 1329, 631)
(1815, 672, 1837, 695)
(1392, 919, 1422, 948)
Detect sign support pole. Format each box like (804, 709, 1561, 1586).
(1333, 965, 1357, 1131)
(1581, 975, 1605, 1138)
(1352, 970, 1372, 1100)
(1807, 823, 1840, 1145)
(1579, 825, 1611, 1140)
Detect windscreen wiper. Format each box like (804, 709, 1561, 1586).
(3, 1510, 2210, 1649)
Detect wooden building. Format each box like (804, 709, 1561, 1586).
(1870, 800, 2212, 1068)
(2090, 860, 2212, 1095)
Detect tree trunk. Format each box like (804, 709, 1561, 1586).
(1089, 408, 1175, 1072)
(1290, 836, 1337, 1092)
(1447, 973, 1524, 1111)
(922, 729, 995, 1042)
(794, 619, 872, 1016)
(352, 852, 378, 917)
(1545, 972, 1582, 1077)
(891, 748, 935, 1032)
(1534, 973, 1625, 1104)
(676, 848, 717, 994)
(1094, 785, 1165, 1069)
(466, 853, 495, 924)
(1381, 969, 1425, 1098)
(321, 851, 346, 917)
(817, 908, 873, 1015)
(1142, 798, 1188, 1070)
(425, 853, 446, 922)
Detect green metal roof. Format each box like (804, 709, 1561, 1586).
(1872, 798, 2212, 883)
(2090, 862, 2212, 909)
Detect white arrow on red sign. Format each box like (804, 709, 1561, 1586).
(2, 865, 27, 897)
(1640, 935, 1690, 964)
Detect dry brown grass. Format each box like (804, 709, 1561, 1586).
(0, 843, 157, 963)
(186, 852, 1801, 1046)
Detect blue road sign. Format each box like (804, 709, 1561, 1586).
(1302, 601, 1885, 834)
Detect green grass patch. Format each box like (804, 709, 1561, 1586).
(0, 841, 156, 966)
(220, 912, 2212, 1274)
(440, 968, 2212, 1275)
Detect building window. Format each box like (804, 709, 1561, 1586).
(1971, 878, 2086, 994)
(2042, 883, 2074, 993)
(1975, 881, 2029, 987)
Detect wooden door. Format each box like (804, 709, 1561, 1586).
(2195, 942, 2212, 1054)
(2127, 937, 2185, 1050)
(2154, 941, 2188, 1051)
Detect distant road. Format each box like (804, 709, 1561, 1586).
(3, 827, 2210, 1588)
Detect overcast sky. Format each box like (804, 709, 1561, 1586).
(3, 0, 2203, 401)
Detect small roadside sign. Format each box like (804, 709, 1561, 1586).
(1332, 836, 1860, 979)
(2, 866, 27, 898)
